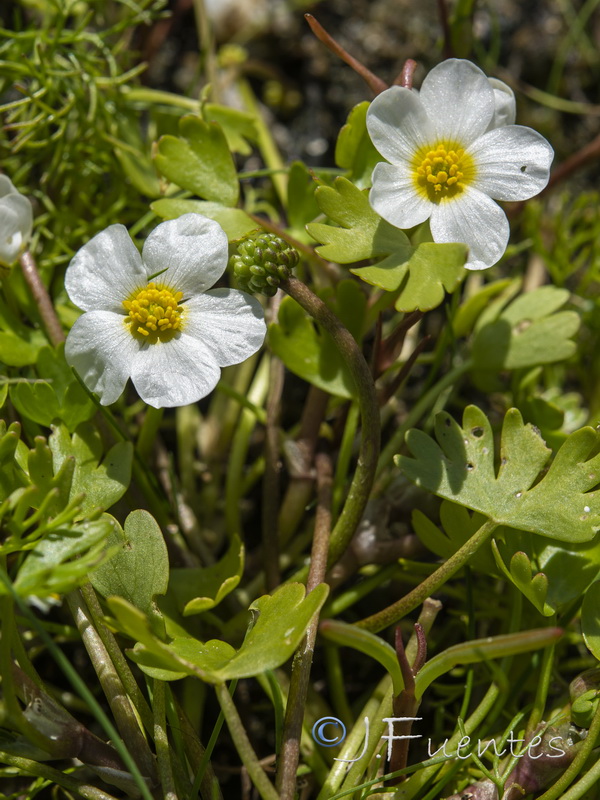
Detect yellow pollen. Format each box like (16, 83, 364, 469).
(413, 142, 474, 200)
(123, 282, 185, 343)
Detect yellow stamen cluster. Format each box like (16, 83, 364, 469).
(414, 143, 472, 199)
(123, 282, 184, 343)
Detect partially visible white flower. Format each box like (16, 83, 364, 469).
(64, 214, 266, 408)
(0, 175, 33, 266)
(366, 59, 553, 270)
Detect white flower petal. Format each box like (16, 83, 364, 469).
(488, 78, 516, 128)
(65, 225, 146, 313)
(65, 311, 138, 405)
(184, 288, 266, 367)
(469, 125, 553, 201)
(141, 214, 228, 295)
(370, 162, 432, 229)
(366, 86, 434, 165)
(419, 59, 495, 145)
(131, 334, 222, 408)
(0, 195, 33, 265)
(430, 186, 509, 270)
(0, 175, 19, 199)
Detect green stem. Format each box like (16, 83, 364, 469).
(80, 584, 154, 736)
(153, 680, 178, 800)
(535, 696, 600, 800)
(136, 405, 164, 461)
(0, 571, 154, 800)
(556, 752, 600, 800)
(356, 519, 498, 632)
(237, 78, 288, 206)
(0, 751, 119, 800)
(66, 590, 157, 783)
(214, 682, 280, 800)
(281, 276, 380, 571)
(225, 355, 270, 537)
(526, 625, 556, 737)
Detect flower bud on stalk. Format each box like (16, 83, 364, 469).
(231, 232, 299, 296)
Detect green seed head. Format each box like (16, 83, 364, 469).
(230, 232, 299, 296)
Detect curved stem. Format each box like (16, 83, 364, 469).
(356, 519, 498, 632)
(281, 276, 380, 571)
(19, 250, 64, 347)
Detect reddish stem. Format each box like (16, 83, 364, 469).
(304, 14, 389, 96)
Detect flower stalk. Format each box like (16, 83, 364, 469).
(281, 276, 380, 571)
(356, 519, 498, 632)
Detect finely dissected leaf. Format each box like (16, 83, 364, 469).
(269, 281, 367, 399)
(306, 177, 466, 311)
(49, 422, 132, 516)
(90, 510, 169, 615)
(169, 533, 243, 616)
(126, 583, 329, 683)
(154, 115, 239, 206)
(582, 581, 600, 661)
(396, 405, 600, 543)
(472, 286, 580, 372)
(151, 199, 257, 240)
(492, 534, 600, 616)
(335, 101, 382, 189)
(13, 516, 115, 597)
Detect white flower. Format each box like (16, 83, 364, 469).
(64, 214, 266, 408)
(0, 175, 33, 266)
(366, 59, 554, 270)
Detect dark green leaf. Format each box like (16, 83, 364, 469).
(397, 405, 600, 543)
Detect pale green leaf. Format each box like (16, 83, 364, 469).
(151, 199, 257, 241)
(90, 510, 169, 615)
(170, 533, 244, 616)
(49, 422, 132, 516)
(154, 115, 239, 206)
(306, 177, 466, 311)
(472, 286, 580, 371)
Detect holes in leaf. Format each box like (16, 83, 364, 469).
(471, 427, 484, 438)
(466, 462, 474, 471)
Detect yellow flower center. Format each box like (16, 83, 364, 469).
(413, 142, 475, 201)
(123, 282, 185, 343)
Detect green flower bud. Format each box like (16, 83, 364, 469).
(230, 232, 299, 297)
